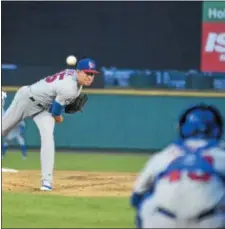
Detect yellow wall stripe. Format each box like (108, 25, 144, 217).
(2, 86, 225, 98)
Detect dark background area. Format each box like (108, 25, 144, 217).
(2, 1, 202, 71)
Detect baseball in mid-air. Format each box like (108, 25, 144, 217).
(66, 55, 77, 66)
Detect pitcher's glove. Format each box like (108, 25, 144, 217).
(64, 94, 88, 114)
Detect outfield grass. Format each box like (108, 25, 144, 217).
(2, 150, 149, 172)
(2, 151, 150, 228)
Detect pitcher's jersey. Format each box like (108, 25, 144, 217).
(29, 69, 81, 107)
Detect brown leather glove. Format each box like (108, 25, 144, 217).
(64, 94, 88, 114)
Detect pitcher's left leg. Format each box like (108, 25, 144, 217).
(33, 111, 55, 191)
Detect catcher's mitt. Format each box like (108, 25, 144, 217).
(64, 94, 88, 114)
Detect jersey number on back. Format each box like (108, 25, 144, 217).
(45, 71, 65, 83)
(167, 155, 214, 182)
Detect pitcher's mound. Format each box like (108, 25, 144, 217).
(2, 170, 137, 197)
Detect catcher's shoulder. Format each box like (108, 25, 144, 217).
(151, 143, 181, 162)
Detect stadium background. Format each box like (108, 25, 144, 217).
(2, 1, 225, 152)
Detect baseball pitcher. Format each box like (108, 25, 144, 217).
(131, 104, 225, 228)
(2, 58, 99, 191)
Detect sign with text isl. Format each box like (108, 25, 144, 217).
(201, 2, 225, 72)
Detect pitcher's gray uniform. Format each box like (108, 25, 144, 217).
(2, 58, 98, 191)
(4, 121, 25, 141)
(2, 69, 81, 188)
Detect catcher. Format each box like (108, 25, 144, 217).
(2, 58, 99, 191)
(131, 104, 225, 228)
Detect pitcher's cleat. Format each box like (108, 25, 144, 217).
(40, 180, 52, 191)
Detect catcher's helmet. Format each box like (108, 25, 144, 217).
(178, 104, 224, 140)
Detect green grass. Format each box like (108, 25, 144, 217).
(2, 150, 149, 228)
(3, 192, 135, 228)
(2, 150, 149, 172)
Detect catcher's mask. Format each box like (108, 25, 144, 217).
(178, 104, 224, 140)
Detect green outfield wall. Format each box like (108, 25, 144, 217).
(3, 89, 225, 151)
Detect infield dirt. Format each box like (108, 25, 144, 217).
(2, 170, 137, 197)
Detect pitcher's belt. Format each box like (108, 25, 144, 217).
(29, 97, 44, 108)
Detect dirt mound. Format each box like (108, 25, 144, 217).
(2, 170, 138, 197)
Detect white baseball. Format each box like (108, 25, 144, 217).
(66, 55, 77, 66)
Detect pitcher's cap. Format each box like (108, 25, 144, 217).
(77, 58, 99, 74)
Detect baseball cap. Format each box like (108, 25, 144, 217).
(77, 58, 99, 74)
